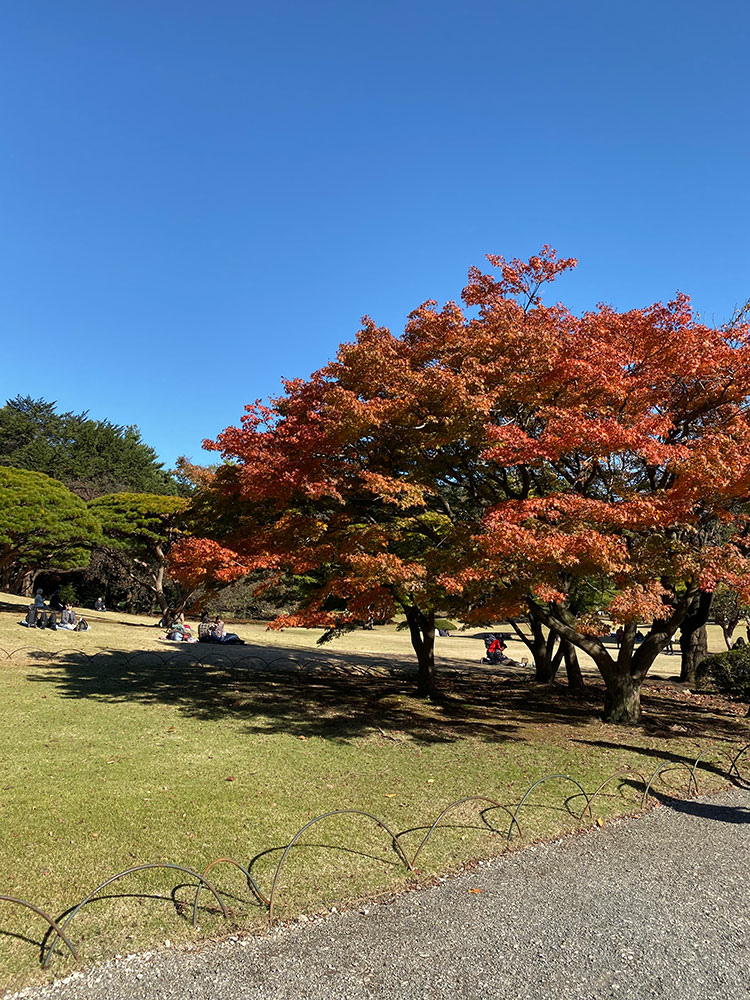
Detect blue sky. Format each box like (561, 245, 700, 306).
(1, 1, 748, 468)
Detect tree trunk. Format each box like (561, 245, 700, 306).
(603, 672, 642, 724)
(534, 593, 698, 726)
(511, 614, 563, 682)
(680, 591, 712, 685)
(152, 563, 168, 615)
(563, 640, 585, 690)
(404, 606, 437, 699)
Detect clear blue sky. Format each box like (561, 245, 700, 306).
(1, 1, 748, 468)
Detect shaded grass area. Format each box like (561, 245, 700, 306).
(0, 632, 748, 993)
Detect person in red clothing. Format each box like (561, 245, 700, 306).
(485, 635, 506, 665)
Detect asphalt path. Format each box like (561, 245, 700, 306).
(11, 788, 750, 1000)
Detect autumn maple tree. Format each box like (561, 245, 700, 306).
(168, 536, 249, 613)
(193, 247, 750, 723)
(436, 250, 750, 721)
(190, 373, 488, 697)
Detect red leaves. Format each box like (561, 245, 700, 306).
(188, 246, 750, 649)
(169, 538, 250, 589)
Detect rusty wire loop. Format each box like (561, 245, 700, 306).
(729, 743, 749, 780)
(640, 762, 698, 810)
(43, 864, 229, 968)
(690, 748, 740, 789)
(410, 796, 521, 866)
(0, 895, 79, 961)
(584, 768, 649, 818)
(268, 810, 413, 924)
(193, 858, 270, 924)
(507, 775, 592, 843)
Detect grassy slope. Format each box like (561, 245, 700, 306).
(0, 595, 747, 992)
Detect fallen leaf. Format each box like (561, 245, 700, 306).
(468, 888, 482, 894)
(384, 793, 396, 798)
(226, 776, 235, 782)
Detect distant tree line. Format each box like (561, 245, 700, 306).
(0, 395, 181, 500)
(0, 396, 192, 611)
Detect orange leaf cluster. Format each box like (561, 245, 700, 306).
(187, 247, 750, 640)
(169, 537, 251, 590)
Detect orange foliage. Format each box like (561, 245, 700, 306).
(193, 247, 750, 645)
(169, 537, 250, 592)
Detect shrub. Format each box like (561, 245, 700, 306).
(698, 647, 750, 703)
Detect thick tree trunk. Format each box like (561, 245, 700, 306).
(680, 591, 712, 685)
(603, 671, 642, 724)
(680, 624, 707, 686)
(534, 593, 697, 726)
(405, 606, 437, 699)
(563, 640, 585, 690)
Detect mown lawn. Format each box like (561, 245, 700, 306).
(0, 597, 747, 993)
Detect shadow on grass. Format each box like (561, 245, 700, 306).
(0, 926, 42, 952)
(574, 726, 749, 783)
(20, 643, 609, 745)
(22, 643, 749, 746)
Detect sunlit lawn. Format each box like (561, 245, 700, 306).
(0, 594, 747, 993)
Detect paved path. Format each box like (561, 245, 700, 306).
(12, 788, 750, 1000)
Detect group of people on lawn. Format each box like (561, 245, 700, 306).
(19, 588, 91, 631)
(20, 590, 514, 658)
(165, 612, 243, 644)
(18, 587, 245, 644)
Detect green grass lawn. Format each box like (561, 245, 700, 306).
(0, 596, 748, 993)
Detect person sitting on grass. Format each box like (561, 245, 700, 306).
(57, 604, 78, 630)
(33, 610, 57, 630)
(49, 587, 65, 612)
(19, 604, 38, 627)
(212, 617, 244, 644)
(166, 613, 195, 642)
(94, 596, 106, 612)
(485, 635, 507, 665)
(33, 589, 46, 610)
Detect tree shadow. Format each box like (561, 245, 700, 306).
(647, 791, 750, 823)
(22, 643, 748, 746)
(21, 643, 615, 745)
(572, 737, 748, 786)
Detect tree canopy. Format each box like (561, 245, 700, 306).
(88, 493, 189, 614)
(0, 467, 103, 593)
(0, 396, 179, 500)
(191, 247, 750, 722)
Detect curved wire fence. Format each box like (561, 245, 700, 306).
(1, 741, 746, 969)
